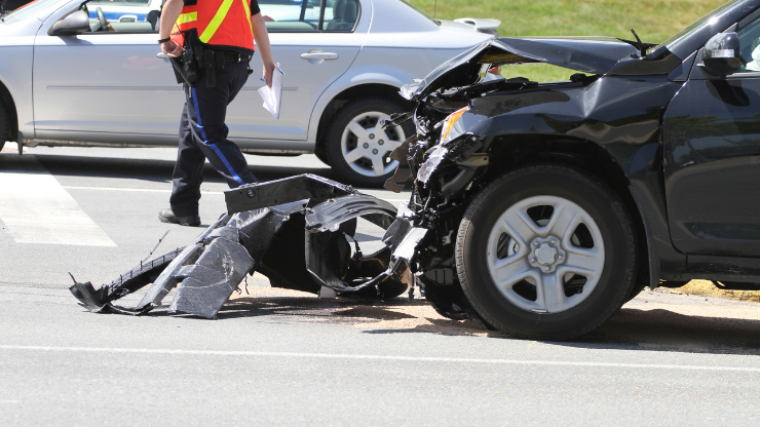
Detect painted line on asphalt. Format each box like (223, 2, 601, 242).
(0, 160, 116, 246)
(1, 344, 758, 373)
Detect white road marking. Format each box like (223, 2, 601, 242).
(0, 159, 116, 246)
(1, 344, 758, 373)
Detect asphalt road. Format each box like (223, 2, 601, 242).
(1, 144, 760, 427)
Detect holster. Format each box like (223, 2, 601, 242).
(169, 30, 202, 87)
(169, 29, 230, 89)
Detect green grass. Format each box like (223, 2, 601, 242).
(406, 0, 730, 81)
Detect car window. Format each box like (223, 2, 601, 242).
(79, 0, 159, 33)
(738, 16, 760, 72)
(322, 0, 359, 32)
(260, 0, 319, 32)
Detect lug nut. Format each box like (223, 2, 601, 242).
(543, 266, 550, 272)
(369, 134, 375, 139)
(529, 256, 536, 263)
(372, 149, 378, 154)
(363, 143, 369, 149)
(379, 140, 384, 145)
(532, 240, 539, 247)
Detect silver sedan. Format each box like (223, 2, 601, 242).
(0, 0, 497, 186)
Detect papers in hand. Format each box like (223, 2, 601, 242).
(258, 64, 284, 119)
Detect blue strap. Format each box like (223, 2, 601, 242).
(191, 87, 246, 186)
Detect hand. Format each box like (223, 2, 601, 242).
(161, 40, 183, 58)
(262, 61, 275, 88)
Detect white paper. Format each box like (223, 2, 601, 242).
(258, 64, 284, 119)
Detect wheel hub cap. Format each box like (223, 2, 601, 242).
(529, 237, 565, 273)
(341, 112, 406, 178)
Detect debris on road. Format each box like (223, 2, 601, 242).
(71, 174, 412, 318)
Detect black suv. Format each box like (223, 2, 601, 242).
(384, 0, 760, 339)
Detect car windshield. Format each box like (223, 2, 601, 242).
(399, 0, 440, 26)
(1, 0, 69, 23)
(652, 0, 741, 51)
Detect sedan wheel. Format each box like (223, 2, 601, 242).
(325, 98, 413, 187)
(456, 165, 636, 340)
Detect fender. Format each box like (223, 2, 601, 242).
(450, 75, 690, 283)
(306, 65, 415, 143)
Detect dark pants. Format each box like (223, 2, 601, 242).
(170, 61, 257, 217)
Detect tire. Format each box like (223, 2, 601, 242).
(324, 97, 414, 187)
(456, 165, 636, 340)
(0, 100, 7, 153)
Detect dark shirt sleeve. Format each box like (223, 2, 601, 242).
(250, 0, 260, 15)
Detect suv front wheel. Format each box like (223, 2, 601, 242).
(324, 97, 413, 187)
(456, 165, 637, 340)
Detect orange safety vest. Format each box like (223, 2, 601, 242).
(170, 0, 254, 51)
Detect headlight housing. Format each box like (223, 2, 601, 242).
(440, 107, 470, 145)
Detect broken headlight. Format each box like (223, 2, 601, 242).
(440, 107, 470, 145)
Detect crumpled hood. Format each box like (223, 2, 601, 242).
(405, 37, 641, 100)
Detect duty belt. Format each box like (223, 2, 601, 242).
(218, 51, 253, 63)
(201, 50, 253, 88)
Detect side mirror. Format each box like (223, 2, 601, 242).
(701, 32, 745, 76)
(47, 10, 90, 36)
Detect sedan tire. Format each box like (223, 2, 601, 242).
(456, 165, 636, 340)
(324, 97, 413, 187)
(0, 101, 7, 153)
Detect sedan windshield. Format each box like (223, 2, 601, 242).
(2, 0, 69, 23)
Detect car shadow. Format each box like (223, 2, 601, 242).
(205, 295, 760, 354)
(26, 153, 342, 184)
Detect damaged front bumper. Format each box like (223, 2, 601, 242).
(70, 174, 421, 318)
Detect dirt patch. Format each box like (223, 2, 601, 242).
(226, 273, 499, 336)
(658, 280, 760, 303)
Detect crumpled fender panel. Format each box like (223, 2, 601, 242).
(70, 175, 413, 318)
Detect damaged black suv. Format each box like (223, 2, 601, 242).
(71, 0, 760, 341)
(381, 0, 760, 339)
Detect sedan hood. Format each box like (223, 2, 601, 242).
(403, 37, 640, 100)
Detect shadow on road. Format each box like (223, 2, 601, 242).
(216, 295, 760, 354)
(572, 307, 760, 354)
(2, 153, 340, 184)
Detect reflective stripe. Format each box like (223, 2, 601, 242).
(199, 0, 235, 43)
(191, 87, 246, 186)
(241, 0, 253, 35)
(176, 11, 197, 25)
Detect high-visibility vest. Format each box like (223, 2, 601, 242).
(170, 0, 254, 51)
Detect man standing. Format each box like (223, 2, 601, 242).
(157, 0, 274, 226)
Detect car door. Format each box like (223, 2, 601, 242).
(33, 2, 182, 146)
(226, 0, 367, 151)
(662, 18, 760, 257)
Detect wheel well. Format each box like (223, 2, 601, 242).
(315, 84, 410, 156)
(486, 134, 651, 288)
(0, 80, 18, 142)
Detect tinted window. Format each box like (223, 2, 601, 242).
(738, 16, 760, 71)
(323, 0, 359, 32)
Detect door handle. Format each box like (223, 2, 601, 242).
(300, 52, 339, 60)
(157, 52, 169, 59)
